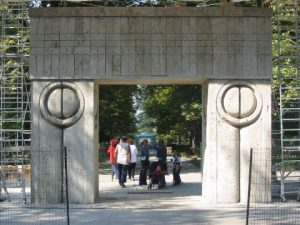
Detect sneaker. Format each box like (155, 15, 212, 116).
(121, 184, 126, 188)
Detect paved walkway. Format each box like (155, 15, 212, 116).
(2, 157, 298, 224)
(68, 157, 248, 225)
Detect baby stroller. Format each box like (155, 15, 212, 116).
(147, 161, 167, 190)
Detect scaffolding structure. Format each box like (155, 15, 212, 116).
(0, 0, 30, 202)
(0, 0, 299, 206)
(273, 0, 300, 202)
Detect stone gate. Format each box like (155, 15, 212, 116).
(29, 7, 272, 204)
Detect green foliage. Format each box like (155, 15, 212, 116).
(136, 111, 156, 133)
(0, 5, 30, 140)
(42, 0, 139, 7)
(42, 0, 184, 7)
(99, 85, 138, 142)
(273, 146, 300, 172)
(156, 0, 176, 6)
(271, 1, 299, 120)
(39, 0, 275, 8)
(139, 85, 202, 148)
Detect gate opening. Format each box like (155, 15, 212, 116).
(97, 84, 202, 205)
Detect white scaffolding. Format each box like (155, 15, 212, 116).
(0, 0, 30, 202)
(274, 0, 300, 202)
(0, 0, 299, 204)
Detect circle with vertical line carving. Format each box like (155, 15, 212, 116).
(40, 82, 85, 128)
(217, 81, 262, 127)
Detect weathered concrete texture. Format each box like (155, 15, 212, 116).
(29, 7, 272, 17)
(29, 7, 273, 204)
(202, 79, 271, 203)
(239, 81, 272, 203)
(29, 7, 272, 80)
(31, 81, 63, 203)
(31, 81, 99, 204)
(63, 81, 99, 203)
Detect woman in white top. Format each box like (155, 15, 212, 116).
(127, 138, 138, 181)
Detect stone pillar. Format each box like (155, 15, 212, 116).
(202, 79, 271, 203)
(31, 81, 63, 203)
(239, 81, 272, 203)
(31, 80, 99, 204)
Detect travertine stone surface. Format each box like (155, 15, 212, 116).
(29, 7, 272, 80)
(31, 81, 99, 204)
(239, 81, 272, 203)
(30, 7, 272, 204)
(31, 81, 63, 203)
(202, 80, 271, 203)
(63, 81, 99, 204)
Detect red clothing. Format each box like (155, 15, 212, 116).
(154, 168, 164, 176)
(107, 145, 116, 164)
(107, 139, 118, 164)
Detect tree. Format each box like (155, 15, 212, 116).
(139, 85, 202, 149)
(99, 85, 138, 142)
(271, 0, 299, 149)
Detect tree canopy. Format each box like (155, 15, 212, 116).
(99, 85, 138, 142)
(138, 85, 202, 148)
(39, 0, 273, 7)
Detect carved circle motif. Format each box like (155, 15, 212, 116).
(40, 82, 85, 128)
(217, 81, 262, 127)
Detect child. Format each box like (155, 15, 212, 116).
(170, 150, 181, 185)
(148, 164, 166, 189)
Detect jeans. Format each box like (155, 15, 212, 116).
(139, 159, 150, 185)
(172, 169, 181, 185)
(117, 164, 129, 185)
(128, 162, 136, 179)
(111, 163, 118, 178)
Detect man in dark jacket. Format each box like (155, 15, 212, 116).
(155, 139, 167, 164)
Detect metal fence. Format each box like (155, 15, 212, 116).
(0, 148, 69, 225)
(247, 148, 300, 225)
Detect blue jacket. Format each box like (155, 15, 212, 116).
(140, 146, 149, 160)
(155, 144, 167, 162)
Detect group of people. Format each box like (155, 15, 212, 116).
(107, 137, 181, 188)
(107, 137, 138, 187)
